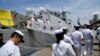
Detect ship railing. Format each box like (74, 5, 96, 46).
(32, 22, 59, 33)
(26, 20, 61, 33)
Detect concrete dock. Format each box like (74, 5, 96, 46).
(31, 45, 100, 56)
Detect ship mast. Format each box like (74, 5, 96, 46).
(61, 0, 64, 12)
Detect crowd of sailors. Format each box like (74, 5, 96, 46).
(52, 25, 100, 56)
(0, 21, 100, 56)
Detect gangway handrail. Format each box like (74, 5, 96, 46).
(26, 20, 64, 34)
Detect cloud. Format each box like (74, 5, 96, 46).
(92, 11, 100, 15)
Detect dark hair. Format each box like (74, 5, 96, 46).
(63, 29, 68, 34)
(74, 26, 79, 30)
(55, 33, 64, 44)
(0, 33, 3, 37)
(11, 32, 23, 38)
(85, 25, 90, 28)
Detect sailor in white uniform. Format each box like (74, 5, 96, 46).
(82, 25, 94, 56)
(62, 27, 74, 46)
(52, 29, 76, 56)
(71, 26, 83, 56)
(96, 26, 100, 51)
(0, 30, 25, 56)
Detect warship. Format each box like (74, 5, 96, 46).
(0, 8, 72, 56)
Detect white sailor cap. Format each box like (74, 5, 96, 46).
(74, 24, 79, 27)
(15, 30, 24, 42)
(61, 27, 67, 30)
(15, 30, 24, 36)
(55, 29, 63, 34)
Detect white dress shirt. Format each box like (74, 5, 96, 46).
(71, 30, 83, 56)
(52, 40, 76, 56)
(82, 29, 93, 42)
(71, 31, 83, 44)
(0, 40, 20, 56)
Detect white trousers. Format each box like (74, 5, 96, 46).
(74, 44, 82, 56)
(85, 40, 93, 56)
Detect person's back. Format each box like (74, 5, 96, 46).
(0, 33, 4, 48)
(82, 29, 93, 41)
(52, 29, 76, 56)
(52, 40, 75, 56)
(71, 26, 83, 56)
(97, 27, 100, 40)
(97, 26, 100, 51)
(71, 31, 83, 44)
(82, 25, 94, 56)
(64, 34, 74, 45)
(62, 27, 74, 45)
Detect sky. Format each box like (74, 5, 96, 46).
(0, 0, 100, 25)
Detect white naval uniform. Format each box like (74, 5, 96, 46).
(64, 34, 74, 45)
(71, 30, 83, 56)
(52, 40, 76, 56)
(0, 40, 20, 56)
(97, 27, 100, 51)
(97, 27, 100, 41)
(82, 29, 93, 56)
